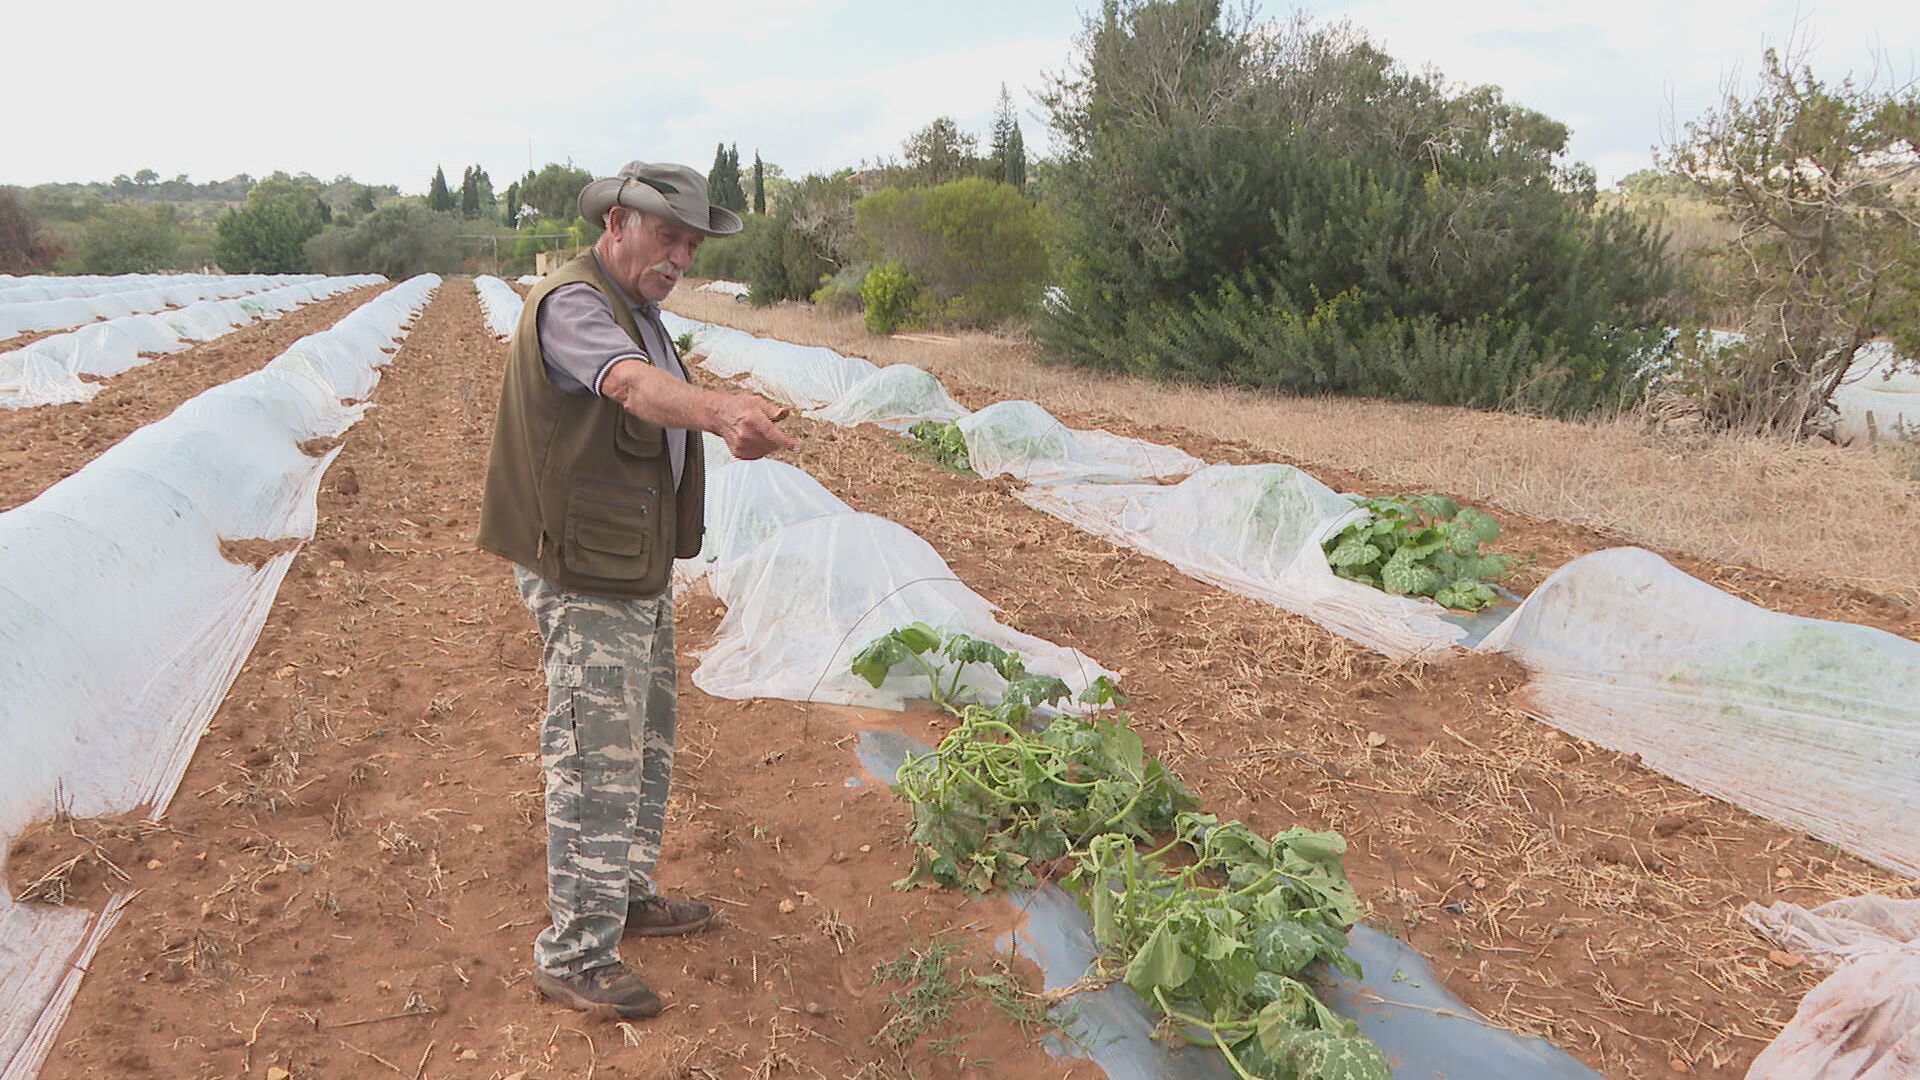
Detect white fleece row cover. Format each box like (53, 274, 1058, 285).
(1023, 463, 1473, 659)
(958, 399, 1203, 485)
(1478, 546, 1920, 877)
(0, 272, 311, 304)
(699, 334, 878, 409)
(660, 316, 970, 428)
(683, 454, 1113, 710)
(660, 313, 1920, 882)
(0, 273, 329, 338)
(0, 276, 383, 409)
(473, 276, 523, 341)
(696, 280, 750, 298)
(0, 274, 440, 1080)
(1741, 896, 1920, 1080)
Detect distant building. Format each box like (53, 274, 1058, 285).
(846, 170, 889, 196)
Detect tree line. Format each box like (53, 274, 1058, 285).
(696, 3, 1915, 438)
(6, 1, 1912, 438)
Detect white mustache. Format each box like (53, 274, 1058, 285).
(649, 261, 680, 278)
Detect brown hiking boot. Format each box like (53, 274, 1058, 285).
(626, 894, 715, 937)
(532, 962, 663, 1018)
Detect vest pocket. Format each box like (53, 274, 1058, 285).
(614, 411, 665, 458)
(562, 482, 659, 579)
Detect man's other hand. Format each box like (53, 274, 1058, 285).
(715, 395, 799, 460)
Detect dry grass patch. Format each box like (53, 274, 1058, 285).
(668, 288, 1920, 606)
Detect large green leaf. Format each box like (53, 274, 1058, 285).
(1254, 920, 1324, 975)
(1380, 548, 1442, 596)
(1326, 535, 1381, 568)
(1126, 923, 1196, 995)
(1454, 505, 1501, 542)
(851, 636, 914, 688)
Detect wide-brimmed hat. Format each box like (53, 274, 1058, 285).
(578, 161, 743, 237)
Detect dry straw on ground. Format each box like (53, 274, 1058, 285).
(668, 289, 1920, 605)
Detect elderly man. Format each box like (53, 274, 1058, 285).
(477, 160, 796, 1018)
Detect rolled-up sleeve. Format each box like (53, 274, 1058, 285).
(535, 283, 647, 396)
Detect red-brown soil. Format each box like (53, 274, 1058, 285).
(9, 281, 1912, 1080)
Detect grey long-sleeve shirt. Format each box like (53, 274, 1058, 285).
(534, 260, 688, 488)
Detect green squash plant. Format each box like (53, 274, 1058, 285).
(850, 626, 1389, 1080)
(1322, 494, 1512, 611)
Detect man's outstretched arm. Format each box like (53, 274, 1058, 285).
(599, 358, 797, 460)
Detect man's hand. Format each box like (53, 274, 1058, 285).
(712, 395, 798, 460)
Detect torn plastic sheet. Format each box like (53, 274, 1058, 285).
(956, 399, 1202, 485)
(0, 275, 438, 1080)
(1019, 464, 1478, 659)
(804, 363, 970, 430)
(473, 276, 523, 341)
(693, 511, 1110, 709)
(1479, 546, 1920, 877)
(851, 730, 1604, 1080)
(1742, 896, 1920, 1080)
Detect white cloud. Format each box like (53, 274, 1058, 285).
(1312, 0, 1920, 183)
(4, 0, 1913, 191)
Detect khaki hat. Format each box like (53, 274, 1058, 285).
(578, 161, 743, 237)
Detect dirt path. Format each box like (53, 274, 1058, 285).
(0, 283, 390, 512)
(25, 282, 1080, 1080)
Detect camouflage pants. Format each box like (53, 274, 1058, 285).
(513, 566, 676, 977)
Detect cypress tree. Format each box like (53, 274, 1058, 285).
(752, 152, 766, 214)
(991, 83, 1016, 182)
(459, 166, 480, 218)
(428, 166, 453, 213)
(710, 143, 729, 200)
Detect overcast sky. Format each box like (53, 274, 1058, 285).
(7, 0, 1915, 193)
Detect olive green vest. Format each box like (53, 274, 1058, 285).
(476, 254, 705, 598)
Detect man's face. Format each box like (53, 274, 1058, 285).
(608, 209, 705, 303)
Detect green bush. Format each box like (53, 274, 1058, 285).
(306, 202, 463, 278)
(856, 176, 1051, 328)
(73, 203, 183, 273)
(862, 263, 921, 334)
(707, 173, 862, 308)
(1037, 1, 1675, 417)
(688, 212, 773, 281)
(811, 261, 868, 315)
(215, 176, 333, 273)
(743, 206, 795, 305)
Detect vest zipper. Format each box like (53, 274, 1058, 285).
(537, 532, 546, 560)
